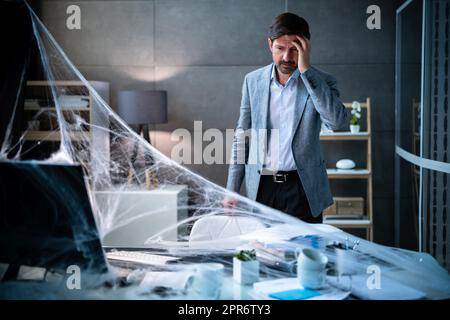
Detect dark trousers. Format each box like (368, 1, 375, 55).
(256, 171, 323, 223)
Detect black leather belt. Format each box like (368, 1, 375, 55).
(258, 169, 298, 183)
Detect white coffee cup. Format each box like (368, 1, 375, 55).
(192, 263, 225, 299)
(297, 248, 328, 289)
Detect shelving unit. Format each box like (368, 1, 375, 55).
(320, 97, 373, 241)
(22, 80, 110, 188)
(23, 81, 93, 142)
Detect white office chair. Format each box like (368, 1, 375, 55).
(189, 214, 266, 243)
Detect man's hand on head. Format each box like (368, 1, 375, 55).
(291, 35, 311, 74)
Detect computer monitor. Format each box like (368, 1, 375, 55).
(0, 160, 108, 278)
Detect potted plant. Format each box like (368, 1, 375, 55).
(233, 249, 259, 285)
(350, 101, 361, 133)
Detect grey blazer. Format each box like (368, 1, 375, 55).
(226, 63, 350, 217)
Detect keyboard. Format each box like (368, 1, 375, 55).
(106, 250, 180, 266)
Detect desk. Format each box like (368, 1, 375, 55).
(1, 222, 448, 300)
(95, 185, 188, 246)
(115, 222, 450, 300)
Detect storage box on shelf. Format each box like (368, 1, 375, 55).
(323, 197, 365, 219)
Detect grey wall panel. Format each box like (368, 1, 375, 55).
(152, 128, 232, 187)
(154, 66, 258, 131)
(155, 0, 284, 66)
(288, 0, 397, 64)
(313, 63, 395, 132)
(41, 1, 155, 67)
(78, 65, 155, 112)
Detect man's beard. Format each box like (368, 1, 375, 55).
(277, 61, 297, 74)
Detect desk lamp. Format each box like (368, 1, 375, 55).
(117, 90, 168, 188)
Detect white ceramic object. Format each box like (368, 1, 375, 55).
(233, 257, 259, 285)
(297, 248, 328, 289)
(335, 248, 359, 276)
(297, 248, 328, 270)
(298, 269, 327, 290)
(350, 124, 360, 133)
(336, 159, 356, 170)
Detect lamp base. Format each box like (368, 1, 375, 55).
(145, 169, 159, 189)
(127, 168, 159, 190)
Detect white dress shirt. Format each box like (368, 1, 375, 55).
(264, 65, 300, 171)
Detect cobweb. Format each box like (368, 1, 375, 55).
(0, 2, 449, 300)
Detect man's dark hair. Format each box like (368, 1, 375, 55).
(268, 12, 311, 40)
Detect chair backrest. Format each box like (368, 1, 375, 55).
(189, 215, 266, 242)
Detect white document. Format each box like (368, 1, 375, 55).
(242, 223, 341, 243)
(139, 270, 195, 292)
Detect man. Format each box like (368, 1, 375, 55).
(224, 13, 350, 223)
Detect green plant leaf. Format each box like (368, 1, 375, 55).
(234, 249, 257, 261)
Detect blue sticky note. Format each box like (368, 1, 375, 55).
(268, 289, 321, 300)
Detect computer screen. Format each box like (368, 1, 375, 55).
(0, 160, 108, 276)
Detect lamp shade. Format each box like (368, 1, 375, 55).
(117, 90, 167, 125)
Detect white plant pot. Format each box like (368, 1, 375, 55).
(233, 258, 259, 285)
(350, 124, 360, 133)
